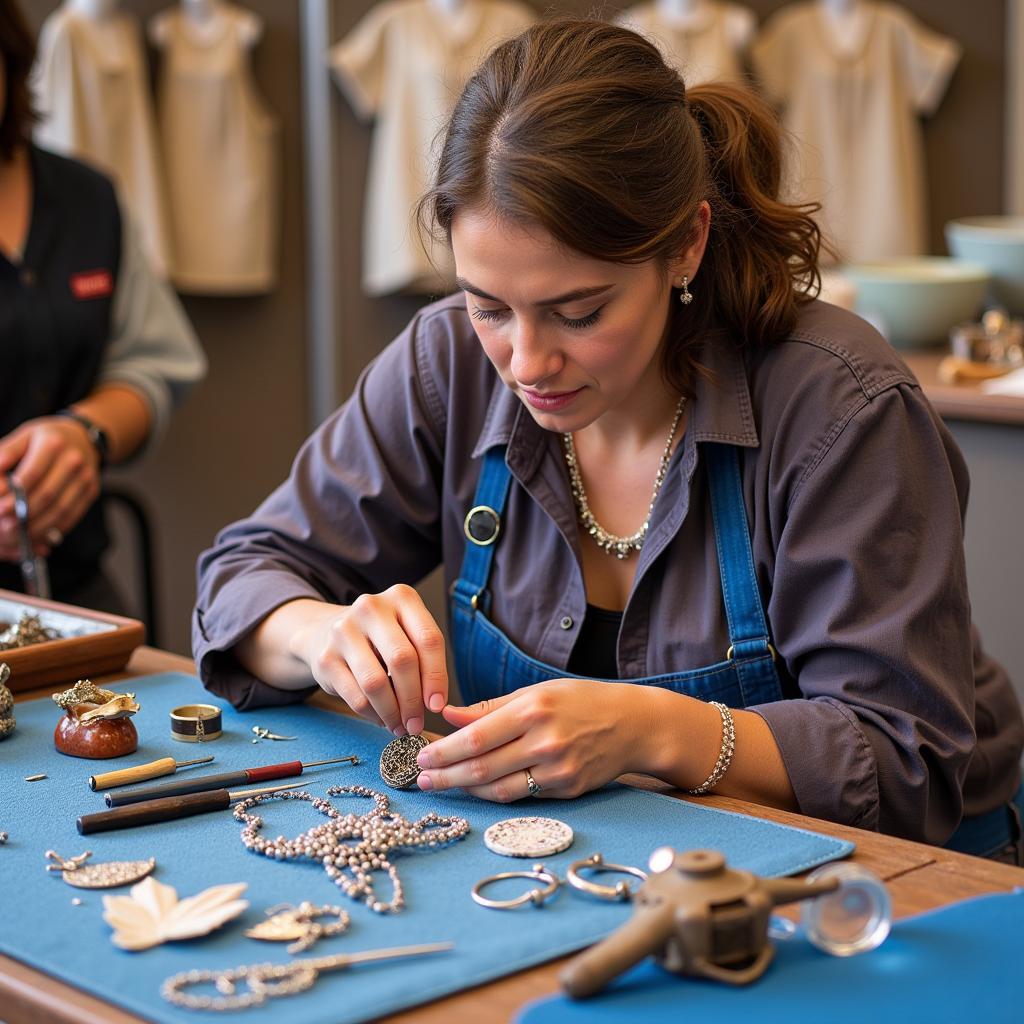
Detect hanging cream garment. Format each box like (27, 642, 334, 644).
(615, 2, 755, 86)
(151, 3, 279, 294)
(752, 2, 960, 264)
(330, 0, 536, 297)
(33, 2, 173, 277)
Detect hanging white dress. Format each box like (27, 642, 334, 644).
(33, 2, 173, 277)
(150, 4, 279, 295)
(752, 2, 960, 264)
(330, 0, 536, 297)
(615, 2, 755, 86)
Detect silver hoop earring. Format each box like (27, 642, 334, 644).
(678, 276, 693, 306)
(471, 863, 561, 909)
(566, 853, 647, 901)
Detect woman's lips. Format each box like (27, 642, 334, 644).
(520, 386, 584, 411)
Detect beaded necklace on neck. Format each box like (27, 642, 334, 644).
(562, 395, 687, 560)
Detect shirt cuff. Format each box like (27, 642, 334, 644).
(192, 574, 325, 711)
(750, 697, 880, 832)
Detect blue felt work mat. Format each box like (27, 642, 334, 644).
(0, 672, 853, 1024)
(516, 889, 1024, 1024)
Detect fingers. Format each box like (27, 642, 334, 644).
(462, 770, 545, 804)
(308, 650, 385, 728)
(396, 596, 449, 720)
(310, 586, 448, 737)
(416, 734, 532, 796)
(417, 693, 521, 773)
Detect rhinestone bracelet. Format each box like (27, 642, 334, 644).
(685, 701, 736, 795)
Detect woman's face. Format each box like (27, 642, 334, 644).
(451, 207, 696, 434)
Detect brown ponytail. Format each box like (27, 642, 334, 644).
(419, 17, 825, 398)
(685, 81, 825, 361)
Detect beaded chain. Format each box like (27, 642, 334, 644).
(233, 784, 470, 913)
(563, 396, 687, 559)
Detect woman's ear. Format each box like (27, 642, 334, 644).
(671, 201, 712, 283)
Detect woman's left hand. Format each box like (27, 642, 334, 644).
(414, 679, 656, 802)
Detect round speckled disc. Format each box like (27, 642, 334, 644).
(483, 817, 574, 858)
(379, 733, 429, 789)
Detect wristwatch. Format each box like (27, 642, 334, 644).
(57, 409, 110, 468)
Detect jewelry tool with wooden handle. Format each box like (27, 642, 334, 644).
(103, 755, 360, 807)
(77, 782, 306, 835)
(89, 755, 215, 791)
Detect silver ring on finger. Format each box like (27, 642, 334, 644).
(524, 768, 542, 797)
(567, 853, 647, 901)
(45, 526, 64, 547)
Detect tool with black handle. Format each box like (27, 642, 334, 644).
(78, 782, 305, 835)
(103, 756, 359, 807)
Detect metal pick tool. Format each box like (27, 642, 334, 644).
(162, 942, 455, 1011)
(7, 472, 50, 599)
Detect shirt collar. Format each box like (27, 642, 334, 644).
(470, 328, 761, 472)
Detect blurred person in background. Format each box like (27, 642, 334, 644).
(0, 0, 205, 613)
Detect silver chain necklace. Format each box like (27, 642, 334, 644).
(563, 396, 687, 560)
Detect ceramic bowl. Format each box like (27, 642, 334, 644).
(843, 258, 990, 348)
(946, 217, 1024, 316)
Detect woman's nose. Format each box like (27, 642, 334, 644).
(509, 322, 562, 387)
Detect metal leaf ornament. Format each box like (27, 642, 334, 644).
(102, 876, 249, 951)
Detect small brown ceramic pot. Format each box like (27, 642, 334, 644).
(54, 702, 138, 759)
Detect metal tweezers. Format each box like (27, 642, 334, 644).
(6, 471, 50, 598)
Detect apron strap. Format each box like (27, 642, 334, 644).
(704, 442, 783, 706)
(451, 446, 513, 617)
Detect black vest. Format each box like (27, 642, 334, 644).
(0, 146, 122, 597)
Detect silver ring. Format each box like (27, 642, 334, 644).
(566, 853, 647, 901)
(471, 863, 560, 910)
(524, 768, 541, 797)
(45, 526, 64, 546)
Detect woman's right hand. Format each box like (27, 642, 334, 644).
(289, 585, 449, 736)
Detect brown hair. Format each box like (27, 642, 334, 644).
(0, 0, 36, 161)
(419, 16, 824, 398)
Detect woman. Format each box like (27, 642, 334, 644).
(194, 18, 1023, 859)
(0, 0, 206, 611)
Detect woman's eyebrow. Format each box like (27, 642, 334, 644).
(456, 278, 613, 306)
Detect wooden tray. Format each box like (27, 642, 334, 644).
(0, 589, 145, 692)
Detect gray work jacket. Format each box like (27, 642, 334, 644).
(193, 294, 1023, 846)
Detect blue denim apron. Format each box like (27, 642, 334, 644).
(449, 441, 1021, 863)
(450, 442, 784, 708)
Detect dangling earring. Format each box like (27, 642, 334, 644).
(678, 276, 693, 306)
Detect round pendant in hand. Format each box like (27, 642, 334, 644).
(379, 734, 430, 789)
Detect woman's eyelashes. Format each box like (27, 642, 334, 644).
(470, 305, 605, 329)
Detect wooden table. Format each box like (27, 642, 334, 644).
(4, 647, 1023, 1024)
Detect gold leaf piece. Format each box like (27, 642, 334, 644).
(102, 877, 249, 951)
(53, 679, 118, 711)
(78, 693, 140, 722)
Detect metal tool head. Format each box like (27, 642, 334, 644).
(6, 472, 50, 599)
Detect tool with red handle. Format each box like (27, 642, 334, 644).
(102, 756, 359, 807)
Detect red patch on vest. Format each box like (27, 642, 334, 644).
(69, 269, 114, 300)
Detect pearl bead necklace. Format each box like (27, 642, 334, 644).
(233, 784, 470, 914)
(563, 396, 687, 559)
